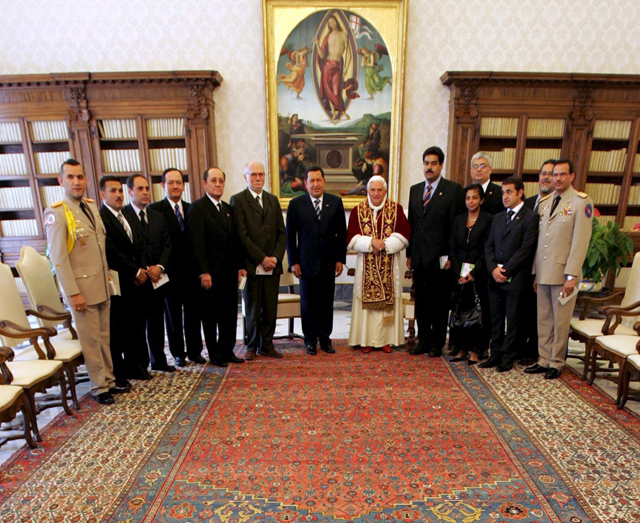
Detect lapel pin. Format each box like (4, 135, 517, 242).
(439, 192, 443, 196)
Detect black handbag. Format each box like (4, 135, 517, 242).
(449, 282, 483, 330)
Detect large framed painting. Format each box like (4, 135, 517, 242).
(262, 0, 408, 209)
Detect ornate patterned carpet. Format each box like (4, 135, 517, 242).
(1, 341, 639, 523)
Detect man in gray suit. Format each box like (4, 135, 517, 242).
(527, 159, 593, 379)
(231, 162, 287, 360)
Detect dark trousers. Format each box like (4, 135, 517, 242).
(243, 274, 280, 352)
(488, 283, 523, 365)
(108, 295, 128, 382)
(138, 283, 168, 368)
(199, 284, 238, 361)
(300, 272, 335, 346)
(414, 262, 452, 352)
(518, 276, 539, 361)
(115, 291, 151, 374)
(164, 280, 203, 360)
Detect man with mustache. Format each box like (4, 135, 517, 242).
(519, 159, 556, 365)
(407, 146, 465, 357)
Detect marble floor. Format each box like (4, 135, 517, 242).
(1, 309, 639, 466)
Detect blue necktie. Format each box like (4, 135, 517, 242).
(422, 185, 432, 212)
(175, 203, 184, 231)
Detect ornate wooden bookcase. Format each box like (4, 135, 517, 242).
(441, 71, 640, 247)
(0, 71, 222, 272)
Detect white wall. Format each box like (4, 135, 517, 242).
(2, 0, 639, 205)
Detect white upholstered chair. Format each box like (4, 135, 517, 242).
(0, 347, 37, 449)
(1, 345, 71, 443)
(16, 246, 78, 342)
(0, 261, 83, 410)
(570, 251, 640, 379)
(589, 307, 640, 405)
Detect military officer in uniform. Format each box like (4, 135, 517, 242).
(45, 159, 117, 404)
(526, 158, 593, 379)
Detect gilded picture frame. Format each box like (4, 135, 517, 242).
(262, 0, 408, 209)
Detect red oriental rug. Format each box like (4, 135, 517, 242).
(1, 340, 639, 523)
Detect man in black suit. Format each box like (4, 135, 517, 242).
(99, 176, 152, 384)
(149, 168, 204, 367)
(470, 152, 504, 215)
(286, 166, 347, 355)
(481, 176, 539, 372)
(122, 174, 175, 373)
(520, 160, 556, 365)
(231, 161, 287, 360)
(407, 146, 465, 357)
(186, 167, 246, 367)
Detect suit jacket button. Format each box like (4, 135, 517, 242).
(543, 256, 547, 260)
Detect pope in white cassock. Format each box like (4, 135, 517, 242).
(347, 176, 411, 353)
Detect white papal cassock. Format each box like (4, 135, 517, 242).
(347, 197, 410, 348)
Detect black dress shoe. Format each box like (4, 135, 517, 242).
(128, 370, 153, 381)
(320, 341, 336, 354)
(110, 381, 132, 394)
(210, 360, 228, 367)
(408, 344, 428, 356)
(174, 356, 187, 367)
(228, 355, 245, 363)
(427, 348, 442, 358)
(188, 354, 206, 364)
(544, 368, 561, 380)
(524, 363, 548, 374)
(306, 344, 317, 355)
(496, 362, 514, 373)
(152, 364, 176, 373)
(95, 392, 115, 405)
(479, 357, 501, 369)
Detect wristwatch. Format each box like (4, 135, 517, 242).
(566, 275, 575, 281)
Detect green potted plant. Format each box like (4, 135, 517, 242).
(580, 218, 634, 291)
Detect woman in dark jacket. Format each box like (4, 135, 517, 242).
(449, 183, 493, 364)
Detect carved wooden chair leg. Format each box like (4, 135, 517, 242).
(58, 374, 72, 417)
(19, 402, 36, 449)
(63, 363, 80, 410)
(588, 345, 599, 386)
(25, 390, 42, 443)
(582, 339, 595, 381)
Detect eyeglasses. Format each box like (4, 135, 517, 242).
(552, 172, 571, 178)
(472, 163, 489, 170)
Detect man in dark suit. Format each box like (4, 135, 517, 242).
(286, 166, 347, 355)
(520, 160, 556, 365)
(98, 175, 152, 384)
(481, 176, 539, 372)
(470, 152, 504, 215)
(149, 168, 204, 367)
(407, 146, 465, 357)
(122, 174, 175, 373)
(186, 167, 246, 367)
(231, 161, 287, 360)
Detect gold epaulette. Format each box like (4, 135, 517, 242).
(50, 201, 63, 208)
(539, 194, 552, 203)
(576, 191, 588, 198)
(85, 198, 95, 203)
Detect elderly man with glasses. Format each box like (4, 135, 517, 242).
(470, 151, 504, 215)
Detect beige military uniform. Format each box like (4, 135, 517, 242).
(45, 194, 115, 394)
(533, 185, 593, 369)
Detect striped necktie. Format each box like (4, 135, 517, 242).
(314, 199, 321, 219)
(175, 203, 184, 231)
(117, 212, 133, 242)
(422, 184, 433, 212)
